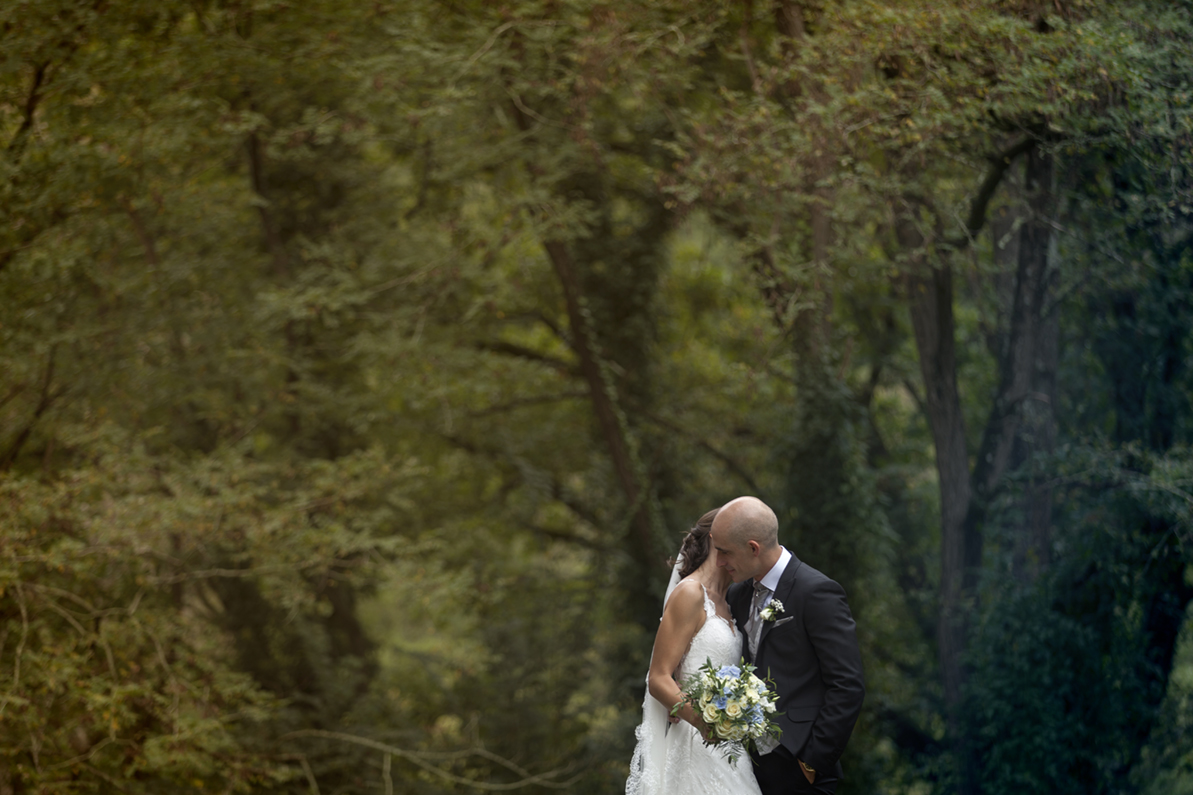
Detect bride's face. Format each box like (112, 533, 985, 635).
(698, 548, 732, 587)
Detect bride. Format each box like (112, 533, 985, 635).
(626, 509, 763, 795)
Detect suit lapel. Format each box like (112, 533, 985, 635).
(757, 554, 802, 652)
(730, 581, 753, 633)
(729, 581, 754, 661)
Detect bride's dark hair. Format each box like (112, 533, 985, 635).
(674, 508, 720, 579)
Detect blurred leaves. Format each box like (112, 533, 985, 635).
(1, 0, 1192, 793)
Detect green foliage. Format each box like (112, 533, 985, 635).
(968, 445, 1193, 795)
(780, 361, 890, 606)
(2, 0, 1192, 793)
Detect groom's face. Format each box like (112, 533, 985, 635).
(710, 529, 758, 584)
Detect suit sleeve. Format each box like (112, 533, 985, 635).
(802, 578, 865, 772)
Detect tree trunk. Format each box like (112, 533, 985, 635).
(969, 147, 1057, 584)
(500, 38, 667, 581)
(246, 131, 290, 279)
(542, 239, 663, 572)
(899, 145, 1060, 795)
(897, 210, 974, 772)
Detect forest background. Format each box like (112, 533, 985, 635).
(2, 1, 1193, 794)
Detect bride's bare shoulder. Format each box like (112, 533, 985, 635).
(663, 578, 706, 614)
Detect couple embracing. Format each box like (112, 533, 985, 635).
(626, 497, 865, 795)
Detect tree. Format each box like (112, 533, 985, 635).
(665, 0, 1193, 790)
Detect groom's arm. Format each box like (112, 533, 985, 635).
(802, 578, 865, 774)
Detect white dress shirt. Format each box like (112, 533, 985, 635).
(755, 546, 792, 608)
(746, 546, 792, 659)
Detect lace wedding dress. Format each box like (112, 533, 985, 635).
(626, 582, 764, 795)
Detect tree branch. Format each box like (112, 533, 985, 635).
(541, 238, 663, 567)
(0, 345, 62, 471)
(473, 341, 577, 374)
(7, 61, 48, 159)
(0, 383, 27, 412)
(0, 583, 29, 720)
(246, 130, 290, 278)
(404, 139, 433, 220)
(900, 376, 928, 419)
(466, 391, 588, 418)
(525, 522, 608, 551)
(123, 200, 161, 267)
(941, 136, 1036, 250)
(283, 730, 583, 790)
(437, 432, 605, 532)
(630, 407, 761, 494)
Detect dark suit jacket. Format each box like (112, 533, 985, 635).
(729, 554, 865, 773)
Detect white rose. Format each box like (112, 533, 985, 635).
(725, 723, 747, 742)
(725, 700, 743, 718)
(702, 703, 720, 724)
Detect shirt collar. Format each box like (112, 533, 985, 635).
(757, 546, 791, 593)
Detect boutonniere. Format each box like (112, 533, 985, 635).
(760, 599, 785, 622)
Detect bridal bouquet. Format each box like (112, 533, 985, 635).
(672, 659, 781, 766)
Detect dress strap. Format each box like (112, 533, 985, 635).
(700, 584, 716, 617)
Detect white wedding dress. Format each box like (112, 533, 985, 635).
(626, 580, 764, 795)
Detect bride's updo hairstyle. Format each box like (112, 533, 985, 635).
(675, 508, 720, 579)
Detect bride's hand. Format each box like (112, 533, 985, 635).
(672, 702, 716, 743)
(693, 716, 718, 744)
(672, 701, 706, 735)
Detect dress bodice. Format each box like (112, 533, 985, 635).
(676, 586, 740, 683)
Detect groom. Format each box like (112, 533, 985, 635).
(710, 497, 864, 795)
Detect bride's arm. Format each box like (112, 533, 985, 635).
(647, 580, 710, 737)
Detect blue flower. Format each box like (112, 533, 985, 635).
(717, 665, 741, 679)
(714, 696, 728, 710)
(749, 707, 764, 725)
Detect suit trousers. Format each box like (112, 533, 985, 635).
(750, 745, 840, 795)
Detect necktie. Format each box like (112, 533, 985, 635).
(748, 581, 769, 659)
(748, 581, 780, 755)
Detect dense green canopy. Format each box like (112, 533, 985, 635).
(2, 1, 1191, 793)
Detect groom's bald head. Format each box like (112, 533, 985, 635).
(715, 496, 779, 549)
(709, 497, 780, 583)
